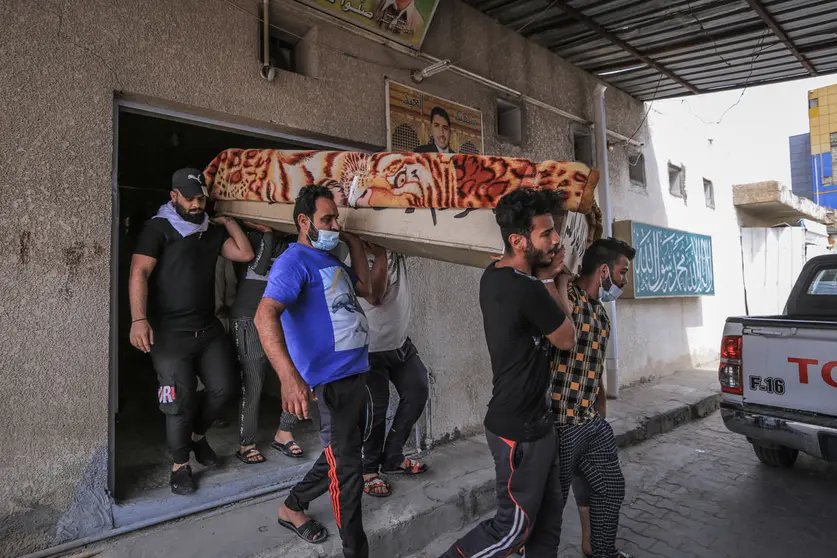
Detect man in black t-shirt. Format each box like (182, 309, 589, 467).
(441, 189, 576, 558)
(130, 168, 255, 495)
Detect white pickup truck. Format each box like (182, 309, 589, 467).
(720, 254, 837, 467)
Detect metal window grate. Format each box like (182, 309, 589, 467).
(459, 141, 478, 155)
(391, 121, 420, 152)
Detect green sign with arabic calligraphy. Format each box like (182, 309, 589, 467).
(296, 0, 442, 49)
(613, 220, 714, 299)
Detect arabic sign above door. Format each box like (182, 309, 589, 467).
(296, 0, 442, 49)
(613, 220, 715, 299)
(386, 80, 483, 154)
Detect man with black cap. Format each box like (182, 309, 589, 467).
(129, 167, 255, 495)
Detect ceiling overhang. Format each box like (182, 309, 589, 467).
(465, 0, 837, 101)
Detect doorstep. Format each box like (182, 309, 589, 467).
(63, 368, 720, 558)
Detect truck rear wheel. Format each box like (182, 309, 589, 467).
(752, 444, 798, 468)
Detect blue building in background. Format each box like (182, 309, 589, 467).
(790, 133, 814, 201)
(789, 132, 837, 209)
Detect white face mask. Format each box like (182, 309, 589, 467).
(307, 223, 340, 251)
(598, 267, 623, 303)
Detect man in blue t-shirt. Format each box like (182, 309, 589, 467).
(255, 185, 384, 558)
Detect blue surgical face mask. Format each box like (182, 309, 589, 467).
(600, 283, 623, 303)
(308, 225, 340, 251)
(598, 267, 623, 303)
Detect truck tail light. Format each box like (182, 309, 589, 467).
(719, 335, 743, 395)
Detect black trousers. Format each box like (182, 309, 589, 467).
(231, 318, 299, 446)
(362, 338, 429, 474)
(557, 414, 625, 558)
(440, 428, 563, 558)
(150, 320, 235, 464)
(285, 374, 369, 558)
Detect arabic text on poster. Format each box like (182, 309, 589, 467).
(621, 221, 715, 298)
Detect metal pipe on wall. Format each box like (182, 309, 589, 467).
(593, 83, 620, 398)
(260, 0, 276, 81)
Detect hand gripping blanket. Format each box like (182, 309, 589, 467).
(204, 149, 599, 214)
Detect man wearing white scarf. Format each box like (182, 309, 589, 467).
(129, 168, 254, 495)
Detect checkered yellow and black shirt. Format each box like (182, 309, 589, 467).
(551, 284, 610, 426)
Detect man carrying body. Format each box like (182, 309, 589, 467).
(440, 188, 576, 557)
(551, 238, 636, 558)
(415, 107, 453, 154)
(358, 248, 429, 497)
(255, 186, 383, 557)
(229, 222, 304, 464)
(129, 168, 255, 495)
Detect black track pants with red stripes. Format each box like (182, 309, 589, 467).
(440, 428, 563, 558)
(284, 374, 368, 558)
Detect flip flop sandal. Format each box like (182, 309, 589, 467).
(363, 475, 392, 498)
(277, 517, 328, 544)
(382, 458, 428, 475)
(271, 440, 304, 458)
(235, 447, 266, 465)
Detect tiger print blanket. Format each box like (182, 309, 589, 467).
(204, 149, 599, 214)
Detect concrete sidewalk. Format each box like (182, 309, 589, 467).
(65, 367, 720, 558)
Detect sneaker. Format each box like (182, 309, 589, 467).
(170, 465, 196, 495)
(192, 436, 218, 466)
(615, 551, 634, 558)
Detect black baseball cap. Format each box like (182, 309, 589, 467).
(172, 168, 209, 198)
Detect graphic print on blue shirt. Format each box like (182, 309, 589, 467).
(263, 243, 369, 388)
(321, 266, 370, 351)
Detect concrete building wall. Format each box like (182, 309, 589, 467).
(607, 101, 747, 384)
(0, 1, 648, 554)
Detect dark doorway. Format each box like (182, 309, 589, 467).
(112, 109, 325, 518)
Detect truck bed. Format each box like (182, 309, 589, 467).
(725, 317, 837, 419)
(727, 315, 837, 329)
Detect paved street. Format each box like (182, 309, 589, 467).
(582, 411, 837, 558)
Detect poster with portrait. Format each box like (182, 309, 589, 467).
(386, 80, 484, 155)
(296, 0, 442, 49)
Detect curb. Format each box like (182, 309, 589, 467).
(613, 392, 721, 449)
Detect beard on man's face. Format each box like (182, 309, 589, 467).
(525, 238, 555, 269)
(175, 201, 205, 224)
